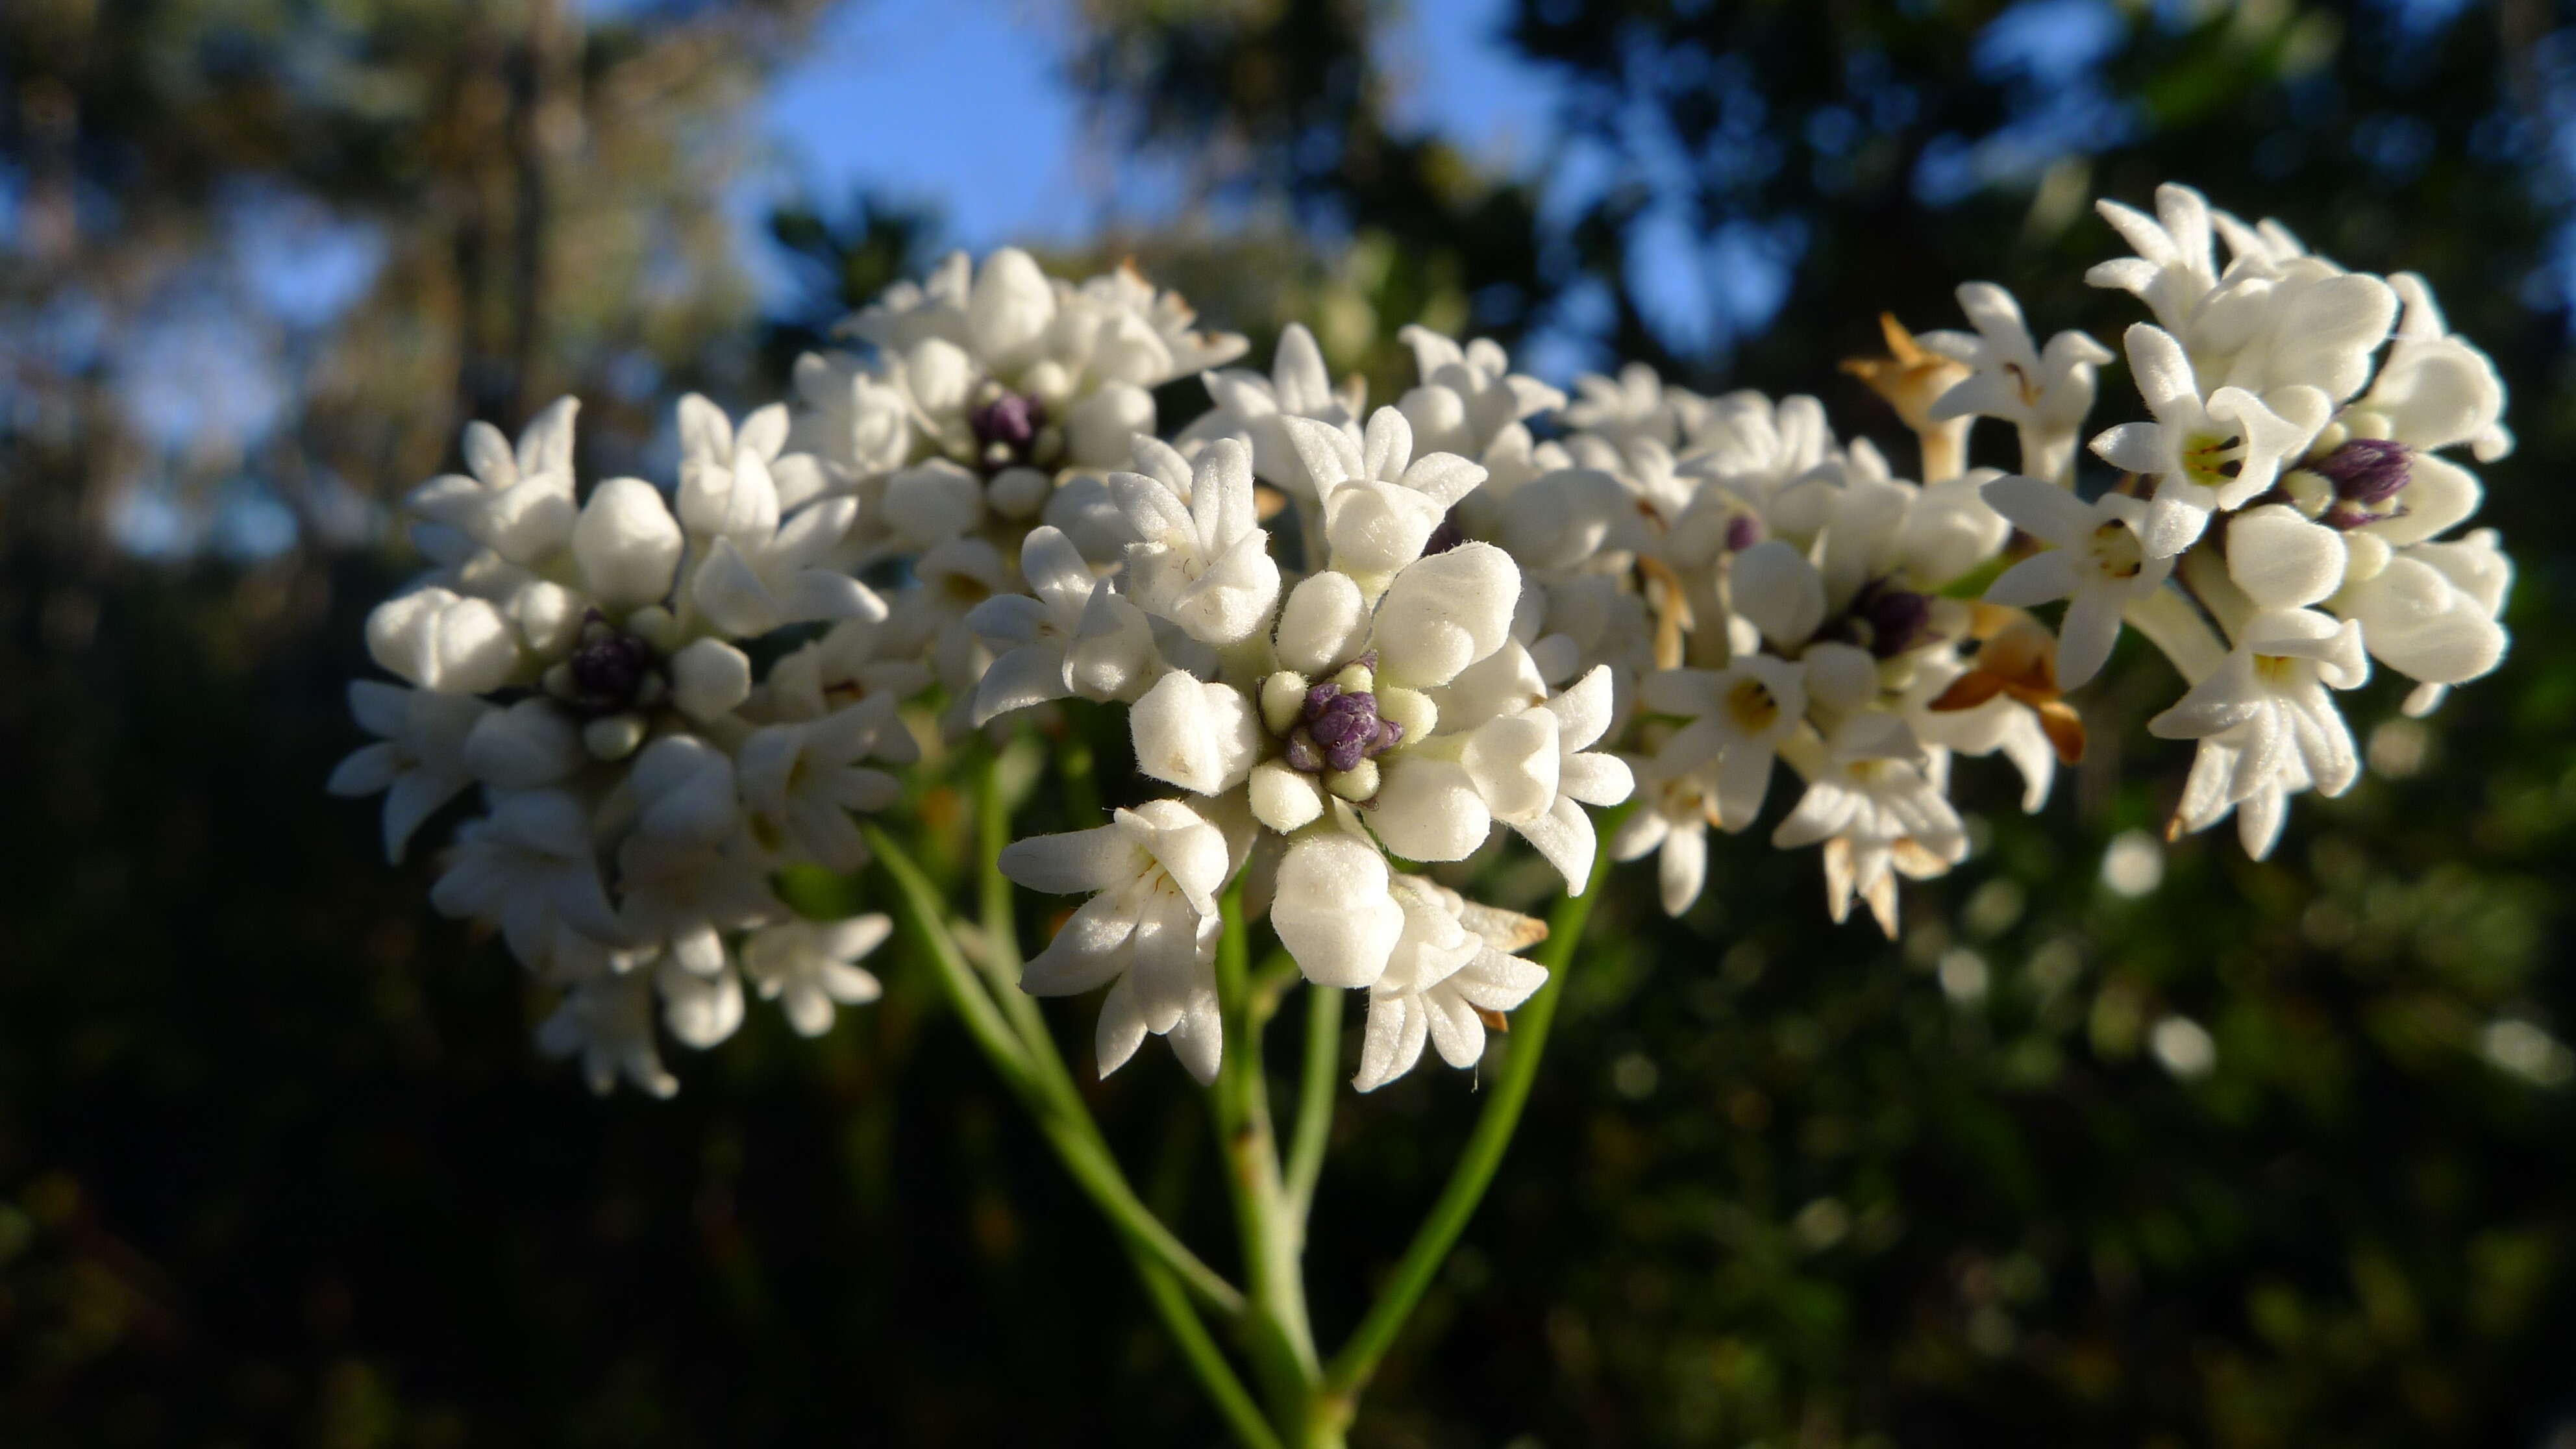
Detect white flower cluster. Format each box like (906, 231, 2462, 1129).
(1963, 183, 2514, 858)
(992, 417, 1628, 1089)
(330, 251, 1272, 1095)
(338, 188, 2514, 1093)
(330, 399, 904, 1095)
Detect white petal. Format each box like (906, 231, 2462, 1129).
(1272, 834, 1405, 988)
(1129, 671, 1259, 795)
(2226, 504, 2346, 611)
(1274, 571, 1370, 675)
(669, 638, 752, 721)
(571, 478, 683, 610)
(1731, 541, 1826, 650)
(1374, 542, 1519, 687)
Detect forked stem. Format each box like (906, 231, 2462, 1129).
(1317, 818, 1623, 1411)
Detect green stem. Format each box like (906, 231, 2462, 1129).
(1130, 1256, 1289, 1449)
(1319, 824, 1622, 1407)
(961, 756, 1284, 1449)
(862, 821, 1245, 1321)
(1283, 982, 1339, 1220)
(1211, 886, 1324, 1426)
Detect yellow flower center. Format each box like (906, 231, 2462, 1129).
(2087, 520, 2144, 580)
(1725, 677, 1780, 734)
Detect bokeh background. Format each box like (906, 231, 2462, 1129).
(6, 0, 2576, 1443)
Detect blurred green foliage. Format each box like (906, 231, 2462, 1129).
(6, 0, 2576, 1444)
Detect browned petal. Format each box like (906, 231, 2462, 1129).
(1474, 1006, 1511, 1033)
(2037, 700, 2087, 765)
(1930, 671, 2010, 712)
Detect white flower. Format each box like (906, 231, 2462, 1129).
(657, 954, 747, 1049)
(2087, 184, 2223, 343)
(1187, 322, 1365, 497)
(570, 477, 687, 613)
(2089, 323, 2329, 557)
(2334, 530, 2509, 699)
(429, 789, 621, 966)
(2149, 607, 2368, 856)
(1978, 475, 2175, 688)
(403, 399, 580, 566)
(365, 586, 521, 695)
(2372, 273, 2510, 462)
(1270, 828, 1409, 989)
(1922, 282, 2112, 484)
(1003, 800, 1233, 1082)
(762, 614, 935, 729)
(787, 350, 915, 483)
(1351, 877, 1550, 1092)
(461, 697, 588, 789)
(1113, 437, 1282, 646)
(328, 682, 491, 862)
(741, 916, 892, 1036)
(1774, 712, 1968, 935)
(2193, 258, 2396, 407)
(1637, 654, 1807, 831)
(689, 481, 880, 639)
(736, 706, 904, 871)
(678, 394, 832, 532)
(1393, 326, 1565, 462)
(1131, 669, 1263, 797)
(1376, 658, 1633, 891)
(1608, 751, 1719, 917)
(1562, 362, 1706, 450)
(1284, 410, 1488, 588)
(538, 969, 678, 1098)
(967, 525, 1156, 724)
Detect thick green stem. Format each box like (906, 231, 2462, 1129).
(861, 821, 1245, 1321)
(1319, 826, 1622, 1408)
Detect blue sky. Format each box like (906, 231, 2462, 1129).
(747, 0, 1554, 264)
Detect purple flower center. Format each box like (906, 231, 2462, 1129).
(1724, 513, 1765, 552)
(568, 621, 658, 713)
(1283, 680, 1406, 774)
(971, 390, 1045, 464)
(2312, 438, 2412, 507)
(1829, 580, 1937, 658)
(1422, 515, 1467, 556)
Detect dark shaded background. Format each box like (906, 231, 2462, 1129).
(5, 0, 2575, 1444)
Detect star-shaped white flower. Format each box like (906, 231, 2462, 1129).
(1351, 877, 1549, 1093)
(328, 682, 492, 862)
(1922, 282, 2113, 485)
(1977, 475, 2175, 689)
(741, 915, 893, 1037)
(1002, 799, 1233, 1082)
(2089, 323, 2328, 556)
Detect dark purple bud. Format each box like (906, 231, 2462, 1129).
(569, 628, 657, 712)
(2312, 438, 2412, 506)
(1309, 692, 1382, 771)
(1725, 513, 1764, 552)
(1862, 585, 1935, 659)
(1423, 515, 1467, 555)
(970, 391, 1045, 454)
(1287, 682, 1397, 774)
(1283, 728, 1324, 773)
